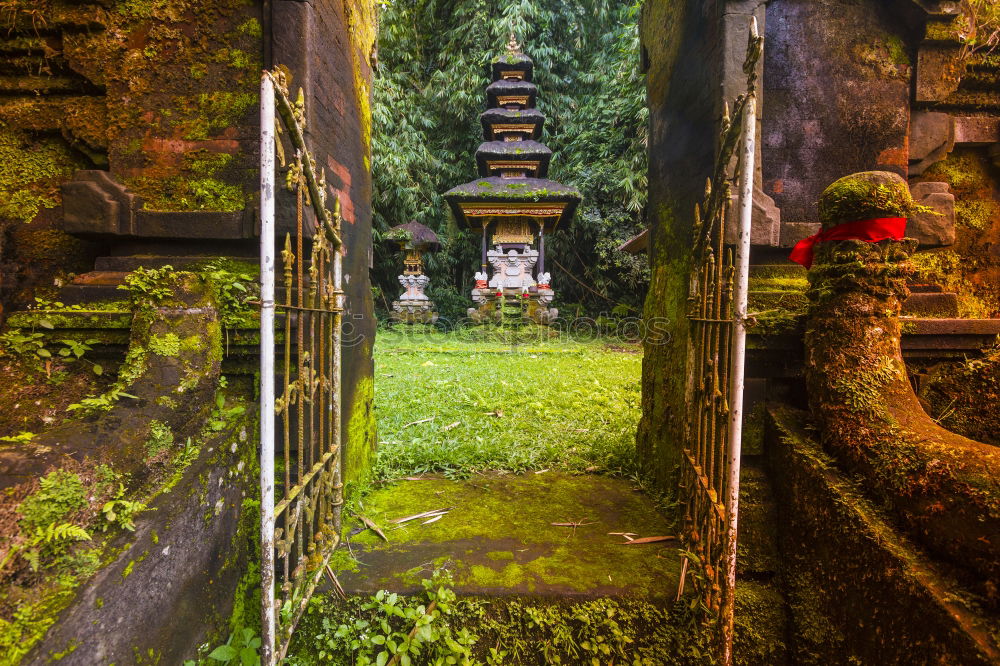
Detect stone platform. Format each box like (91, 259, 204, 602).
(338, 473, 681, 600)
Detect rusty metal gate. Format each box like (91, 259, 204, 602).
(678, 19, 762, 666)
(259, 68, 345, 664)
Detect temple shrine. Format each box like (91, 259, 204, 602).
(444, 40, 581, 325)
(385, 220, 441, 324)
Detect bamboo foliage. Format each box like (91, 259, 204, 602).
(371, 0, 649, 316)
(679, 22, 762, 664)
(262, 69, 345, 663)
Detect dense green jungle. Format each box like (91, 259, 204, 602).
(371, 0, 648, 322)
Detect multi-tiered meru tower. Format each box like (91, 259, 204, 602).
(444, 40, 581, 325)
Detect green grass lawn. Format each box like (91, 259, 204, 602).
(371, 330, 643, 480)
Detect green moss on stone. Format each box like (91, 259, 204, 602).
(818, 171, 925, 229)
(148, 333, 181, 357)
(0, 127, 87, 224)
(343, 473, 679, 599)
(734, 582, 787, 666)
(343, 374, 375, 484)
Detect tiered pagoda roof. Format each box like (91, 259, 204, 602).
(444, 44, 581, 233)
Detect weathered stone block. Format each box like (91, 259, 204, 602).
(908, 181, 956, 246)
(61, 170, 137, 236)
(909, 111, 954, 175)
(778, 222, 820, 249)
(953, 116, 1000, 146)
(768, 406, 1000, 665)
(915, 44, 964, 103)
(902, 291, 959, 317)
(726, 188, 781, 246)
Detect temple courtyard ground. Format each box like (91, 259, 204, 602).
(285, 330, 784, 664)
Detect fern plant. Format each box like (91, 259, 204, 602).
(0, 522, 92, 573)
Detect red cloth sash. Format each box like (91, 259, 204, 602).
(789, 217, 907, 269)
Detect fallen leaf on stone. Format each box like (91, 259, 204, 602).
(421, 514, 443, 525)
(622, 536, 677, 545)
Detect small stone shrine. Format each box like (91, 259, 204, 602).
(385, 220, 440, 324)
(444, 38, 581, 325)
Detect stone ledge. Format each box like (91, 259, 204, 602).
(62, 170, 255, 241)
(767, 405, 1000, 664)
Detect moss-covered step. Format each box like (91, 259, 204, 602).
(339, 473, 681, 600)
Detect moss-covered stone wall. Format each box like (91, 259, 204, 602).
(635, 0, 724, 493)
(0, 0, 379, 479)
(0, 0, 262, 313)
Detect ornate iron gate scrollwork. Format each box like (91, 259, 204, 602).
(678, 19, 762, 666)
(259, 68, 345, 664)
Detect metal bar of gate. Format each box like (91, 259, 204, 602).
(720, 16, 758, 662)
(259, 71, 278, 666)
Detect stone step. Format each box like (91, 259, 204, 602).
(902, 291, 959, 318)
(737, 459, 780, 578)
(94, 256, 219, 271)
(749, 318, 1000, 376)
(748, 290, 809, 312)
(59, 271, 129, 304)
(4, 309, 260, 377)
(337, 472, 680, 600)
(749, 263, 807, 279)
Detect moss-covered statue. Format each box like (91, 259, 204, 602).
(803, 171, 1000, 608)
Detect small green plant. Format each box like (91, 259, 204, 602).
(145, 420, 174, 458)
(119, 265, 176, 303)
(209, 389, 246, 432)
(101, 490, 148, 533)
(297, 572, 475, 665)
(175, 436, 200, 468)
(0, 329, 104, 376)
(58, 338, 103, 375)
(66, 387, 139, 414)
(0, 329, 49, 365)
(18, 470, 88, 530)
(200, 260, 259, 328)
(186, 627, 261, 665)
(0, 522, 92, 573)
(0, 431, 35, 444)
